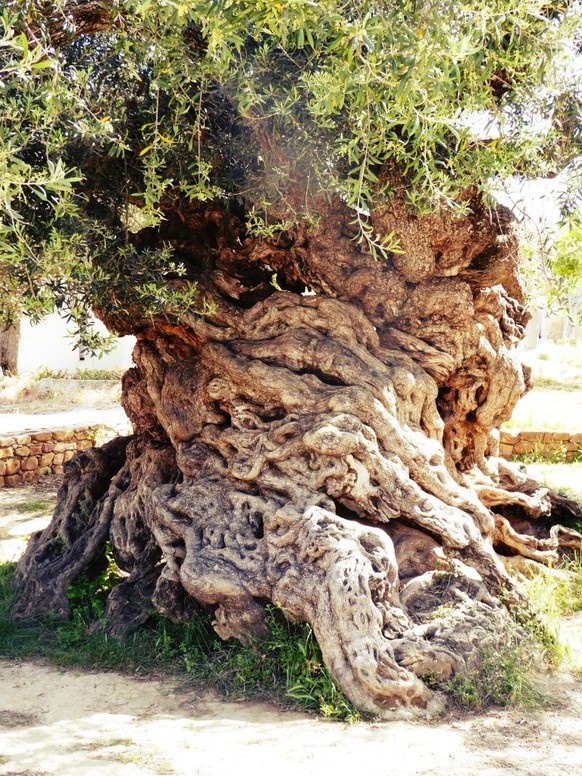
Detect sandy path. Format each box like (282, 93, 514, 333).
(2, 481, 582, 776)
(1, 660, 582, 776)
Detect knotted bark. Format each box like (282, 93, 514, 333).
(12, 198, 582, 716)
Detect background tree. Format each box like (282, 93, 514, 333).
(3, 0, 582, 715)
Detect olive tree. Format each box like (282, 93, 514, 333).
(3, 0, 582, 715)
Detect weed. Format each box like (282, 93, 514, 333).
(511, 442, 582, 465)
(445, 638, 544, 709)
(522, 553, 582, 653)
(524, 462, 582, 511)
(94, 751, 174, 773)
(105, 737, 137, 747)
(66, 544, 125, 625)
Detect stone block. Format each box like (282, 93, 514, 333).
(0, 461, 4, 476)
(52, 442, 68, 453)
(513, 441, 535, 455)
(63, 450, 76, 462)
(52, 430, 74, 442)
(5, 459, 20, 475)
(51, 464, 64, 474)
(500, 430, 519, 444)
(553, 432, 571, 442)
(570, 433, 582, 445)
(14, 446, 30, 457)
(41, 443, 54, 453)
(40, 453, 55, 466)
(52, 453, 65, 465)
(0, 447, 12, 460)
(78, 440, 93, 450)
(38, 466, 52, 476)
(28, 444, 43, 456)
(0, 437, 15, 448)
(5, 474, 23, 487)
(22, 470, 37, 482)
(499, 444, 514, 458)
(33, 432, 53, 442)
(21, 456, 39, 471)
(0, 476, 4, 488)
(64, 442, 77, 451)
(14, 434, 31, 445)
(519, 431, 544, 442)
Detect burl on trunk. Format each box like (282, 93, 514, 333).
(12, 198, 582, 716)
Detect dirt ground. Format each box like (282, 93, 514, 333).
(2, 479, 582, 776)
(0, 377, 121, 415)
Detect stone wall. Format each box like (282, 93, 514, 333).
(1, 425, 579, 488)
(499, 429, 582, 461)
(0, 426, 118, 488)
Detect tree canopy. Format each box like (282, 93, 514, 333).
(1, 0, 581, 342)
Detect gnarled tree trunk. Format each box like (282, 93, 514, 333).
(12, 196, 582, 716)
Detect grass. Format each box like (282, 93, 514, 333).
(525, 461, 582, 508)
(444, 640, 544, 710)
(533, 376, 580, 392)
(440, 554, 582, 710)
(32, 368, 125, 381)
(0, 370, 122, 414)
(503, 340, 582, 433)
(11, 500, 53, 515)
(524, 555, 582, 621)
(513, 444, 582, 466)
(1, 550, 569, 716)
(0, 559, 361, 722)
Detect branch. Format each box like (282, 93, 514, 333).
(14, 1, 120, 49)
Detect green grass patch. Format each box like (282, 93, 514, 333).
(12, 500, 53, 515)
(444, 640, 544, 710)
(512, 444, 582, 466)
(524, 554, 582, 621)
(524, 462, 582, 510)
(0, 560, 360, 722)
(533, 375, 581, 392)
(33, 368, 124, 381)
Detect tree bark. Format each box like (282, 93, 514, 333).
(12, 197, 582, 716)
(0, 322, 20, 375)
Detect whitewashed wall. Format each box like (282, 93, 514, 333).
(17, 314, 134, 374)
(524, 310, 582, 349)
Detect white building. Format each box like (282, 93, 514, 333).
(15, 314, 134, 374)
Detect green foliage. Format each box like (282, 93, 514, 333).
(512, 442, 582, 465)
(1, 0, 581, 339)
(519, 217, 582, 326)
(66, 544, 124, 624)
